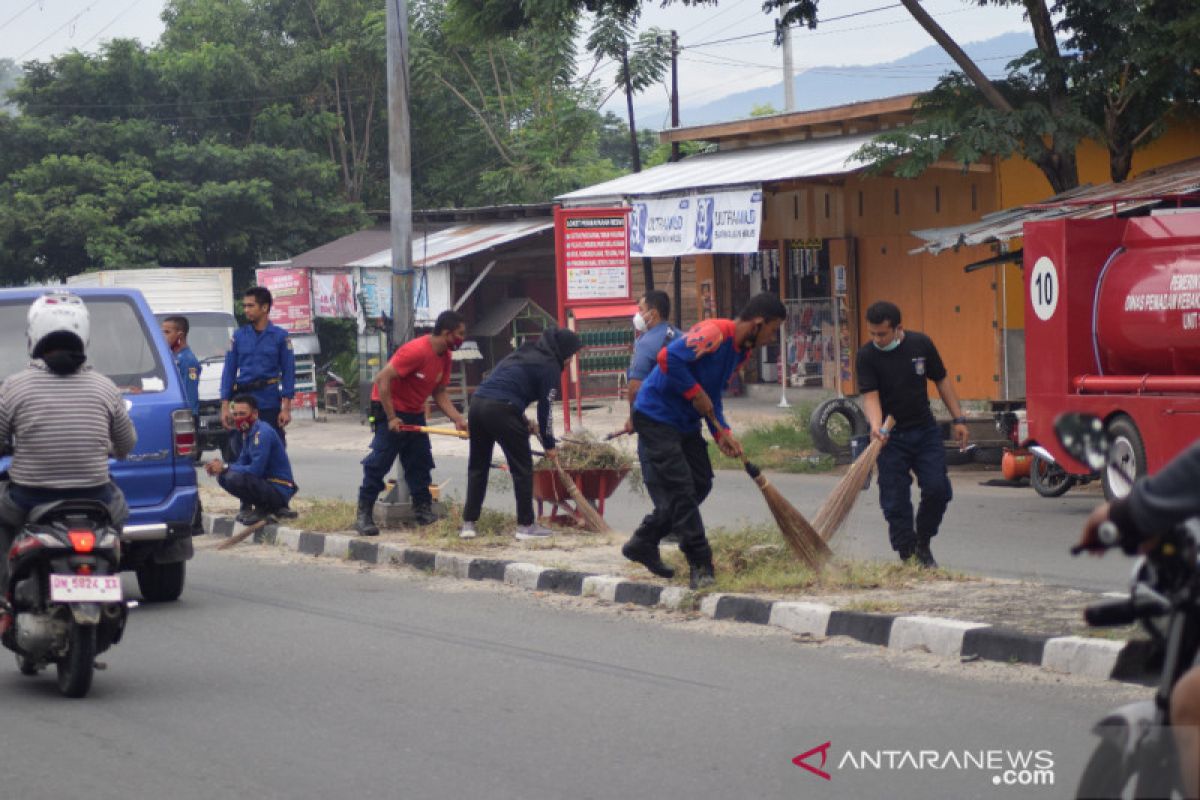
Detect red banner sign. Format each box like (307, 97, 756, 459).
(256, 267, 314, 334)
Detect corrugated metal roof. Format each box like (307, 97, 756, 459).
(912, 158, 1200, 254)
(349, 219, 553, 267)
(471, 297, 555, 338)
(556, 133, 874, 204)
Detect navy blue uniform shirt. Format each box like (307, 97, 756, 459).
(221, 323, 295, 410)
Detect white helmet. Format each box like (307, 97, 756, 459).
(27, 291, 90, 358)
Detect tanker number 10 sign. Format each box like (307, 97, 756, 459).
(561, 213, 630, 303)
(1031, 257, 1059, 322)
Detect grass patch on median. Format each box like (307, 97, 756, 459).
(292, 499, 357, 532)
(660, 523, 968, 594)
(419, 499, 521, 550)
(707, 402, 836, 474)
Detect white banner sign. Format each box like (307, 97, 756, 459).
(629, 189, 763, 258)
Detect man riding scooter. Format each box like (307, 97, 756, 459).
(0, 292, 136, 589)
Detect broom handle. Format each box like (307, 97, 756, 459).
(396, 424, 469, 439)
(706, 412, 763, 478)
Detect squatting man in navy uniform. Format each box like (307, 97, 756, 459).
(205, 395, 297, 526)
(856, 300, 969, 569)
(221, 285, 296, 518)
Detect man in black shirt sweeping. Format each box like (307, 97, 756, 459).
(855, 301, 969, 568)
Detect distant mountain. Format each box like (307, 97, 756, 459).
(639, 31, 1035, 128)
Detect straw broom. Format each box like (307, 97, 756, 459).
(710, 414, 831, 571)
(547, 453, 613, 534)
(812, 415, 894, 542)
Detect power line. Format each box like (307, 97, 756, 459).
(79, 0, 148, 49)
(0, 0, 42, 35)
(688, 1, 904, 49)
(16, 3, 96, 62)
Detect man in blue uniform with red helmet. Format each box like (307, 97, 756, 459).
(622, 292, 787, 588)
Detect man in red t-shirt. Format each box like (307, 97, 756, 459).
(355, 310, 468, 535)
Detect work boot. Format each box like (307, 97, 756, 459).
(896, 544, 915, 564)
(276, 506, 299, 521)
(621, 538, 675, 579)
(354, 502, 380, 537)
(235, 502, 252, 524)
(689, 562, 715, 590)
(412, 503, 439, 527)
(913, 537, 938, 570)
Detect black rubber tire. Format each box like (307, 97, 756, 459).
(16, 653, 39, 676)
(137, 560, 186, 603)
(1075, 732, 1182, 799)
(808, 398, 869, 457)
(56, 624, 96, 699)
(1075, 740, 1129, 799)
(1103, 415, 1146, 502)
(1031, 454, 1073, 498)
(944, 446, 973, 466)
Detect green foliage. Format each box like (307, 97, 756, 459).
(707, 404, 835, 474)
(749, 103, 779, 118)
(846, 0, 1200, 190)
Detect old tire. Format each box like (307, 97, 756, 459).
(137, 560, 186, 603)
(809, 398, 869, 457)
(1031, 454, 1073, 498)
(1103, 415, 1146, 502)
(56, 624, 96, 698)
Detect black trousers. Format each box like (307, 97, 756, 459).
(358, 409, 435, 509)
(463, 397, 535, 526)
(630, 410, 714, 568)
(217, 470, 289, 514)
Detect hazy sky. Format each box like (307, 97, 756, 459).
(1, 0, 1032, 120)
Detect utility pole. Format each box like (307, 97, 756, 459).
(380, 0, 417, 524)
(669, 29, 680, 162)
(780, 15, 795, 112)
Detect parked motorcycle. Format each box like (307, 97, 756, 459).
(1057, 413, 1192, 798)
(0, 498, 129, 698)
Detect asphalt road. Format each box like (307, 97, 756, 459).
(0, 554, 1123, 799)
(277, 446, 1131, 593)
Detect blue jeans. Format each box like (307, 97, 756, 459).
(358, 410, 435, 509)
(875, 423, 952, 553)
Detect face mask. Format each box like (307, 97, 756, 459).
(235, 416, 255, 433)
(632, 312, 647, 333)
(448, 335, 464, 352)
(873, 331, 904, 352)
(743, 322, 763, 350)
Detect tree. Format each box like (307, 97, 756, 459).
(585, 8, 670, 172)
(0, 59, 20, 115)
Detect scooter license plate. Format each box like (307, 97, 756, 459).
(49, 574, 123, 603)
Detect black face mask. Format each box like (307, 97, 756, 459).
(743, 323, 763, 350)
(42, 351, 87, 375)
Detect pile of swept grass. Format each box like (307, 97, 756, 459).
(658, 523, 967, 594)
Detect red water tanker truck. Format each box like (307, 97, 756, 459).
(1015, 210, 1200, 499)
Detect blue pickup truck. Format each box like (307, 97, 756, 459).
(0, 288, 198, 602)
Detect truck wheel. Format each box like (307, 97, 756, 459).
(809, 398, 869, 457)
(137, 561, 186, 603)
(1030, 454, 1073, 498)
(1103, 415, 1145, 501)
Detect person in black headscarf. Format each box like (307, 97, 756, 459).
(460, 327, 581, 541)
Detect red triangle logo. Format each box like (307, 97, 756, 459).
(792, 741, 832, 781)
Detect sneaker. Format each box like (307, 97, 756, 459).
(515, 522, 554, 541)
(914, 538, 938, 570)
(459, 521, 477, 540)
(621, 538, 675, 579)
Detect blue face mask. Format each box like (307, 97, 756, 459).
(873, 331, 903, 352)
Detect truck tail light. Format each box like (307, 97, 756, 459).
(172, 409, 196, 457)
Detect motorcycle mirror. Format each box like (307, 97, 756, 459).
(1053, 412, 1109, 471)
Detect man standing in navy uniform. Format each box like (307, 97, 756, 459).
(205, 395, 297, 525)
(221, 286, 295, 448)
(161, 315, 201, 420)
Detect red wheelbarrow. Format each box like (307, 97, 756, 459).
(532, 466, 630, 528)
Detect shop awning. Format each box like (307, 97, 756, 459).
(556, 133, 874, 204)
(349, 219, 553, 268)
(911, 157, 1200, 255)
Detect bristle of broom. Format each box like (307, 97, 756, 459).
(813, 418, 892, 542)
(553, 461, 613, 534)
(754, 474, 832, 570)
